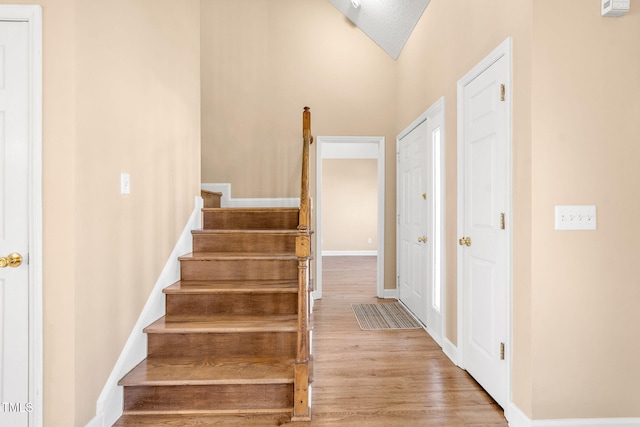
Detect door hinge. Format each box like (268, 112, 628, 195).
(500, 213, 505, 230)
(500, 342, 505, 360)
(500, 84, 505, 101)
(397, 214, 400, 225)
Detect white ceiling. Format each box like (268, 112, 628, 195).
(327, 0, 431, 60)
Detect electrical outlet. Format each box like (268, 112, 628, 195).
(555, 205, 596, 230)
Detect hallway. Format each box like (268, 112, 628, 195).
(306, 256, 507, 426)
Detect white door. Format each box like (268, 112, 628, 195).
(398, 120, 430, 323)
(0, 20, 31, 426)
(459, 51, 510, 408)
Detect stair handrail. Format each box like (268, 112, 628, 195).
(299, 106, 313, 231)
(293, 106, 313, 421)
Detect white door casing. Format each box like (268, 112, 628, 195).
(424, 101, 444, 345)
(314, 137, 385, 299)
(0, 6, 42, 427)
(457, 37, 512, 409)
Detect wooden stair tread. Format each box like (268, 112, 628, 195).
(144, 315, 298, 333)
(119, 356, 294, 386)
(192, 229, 299, 235)
(201, 207, 299, 212)
(179, 252, 297, 261)
(115, 409, 293, 422)
(164, 280, 298, 294)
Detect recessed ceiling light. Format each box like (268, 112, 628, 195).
(351, 0, 361, 9)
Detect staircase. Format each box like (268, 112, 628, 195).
(114, 108, 313, 425)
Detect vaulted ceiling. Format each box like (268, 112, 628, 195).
(327, 0, 431, 60)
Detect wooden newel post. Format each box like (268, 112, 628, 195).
(303, 106, 311, 141)
(299, 107, 311, 232)
(293, 107, 313, 421)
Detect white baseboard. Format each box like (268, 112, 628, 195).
(531, 418, 640, 427)
(86, 197, 203, 427)
(506, 403, 640, 427)
(442, 337, 460, 367)
(322, 250, 378, 257)
(201, 183, 299, 208)
(84, 414, 104, 427)
(381, 288, 398, 299)
(507, 403, 533, 427)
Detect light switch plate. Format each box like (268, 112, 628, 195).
(121, 173, 131, 195)
(602, 0, 630, 16)
(555, 205, 596, 230)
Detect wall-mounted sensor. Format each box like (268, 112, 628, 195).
(602, 0, 630, 16)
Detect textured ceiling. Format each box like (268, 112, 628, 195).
(327, 0, 431, 60)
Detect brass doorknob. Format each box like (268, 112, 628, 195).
(418, 236, 427, 243)
(458, 237, 472, 247)
(0, 253, 22, 268)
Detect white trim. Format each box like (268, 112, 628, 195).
(441, 337, 460, 367)
(0, 6, 43, 427)
(88, 197, 203, 427)
(505, 404, 640, 427)
(201, 183, 299, 208)
(321, 250, 378, 257)
(530, 419, 640, 427)
(382, 288, 398, 299)
(457, 36, 513, 406)
(315, 136, 385, 300)
(506, 403, 532, 427)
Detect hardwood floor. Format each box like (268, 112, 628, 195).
(115, 256, 507, 426)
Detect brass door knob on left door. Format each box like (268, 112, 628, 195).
(458, 237, 472, 247)
(418, 236, 428, 243)
(0, 253, 22, 268)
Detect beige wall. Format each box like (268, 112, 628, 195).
(399, 0, 640, 420)
(200, 0, 398, 286)
(530, 0, 640, 419)
(74, 1, 201, 424)
(0, 0, 201, 425)
(18, 0, 636, 423)
(322, 159, 378, 252)
(397, 0, 533, 414)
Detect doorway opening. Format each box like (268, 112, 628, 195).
(314, 136, 385, 300)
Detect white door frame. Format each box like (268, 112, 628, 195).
(0, 6, 43, 427)
(396, 97, 446, 345)
(456, 36, 512, 408)
(314, 136, 386, 299)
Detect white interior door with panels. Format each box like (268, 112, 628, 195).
(398, 120, 429, 323)
(0, 7, 42, 427)
(457, 37, 512, 409)
(397, 98, 445, 342)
